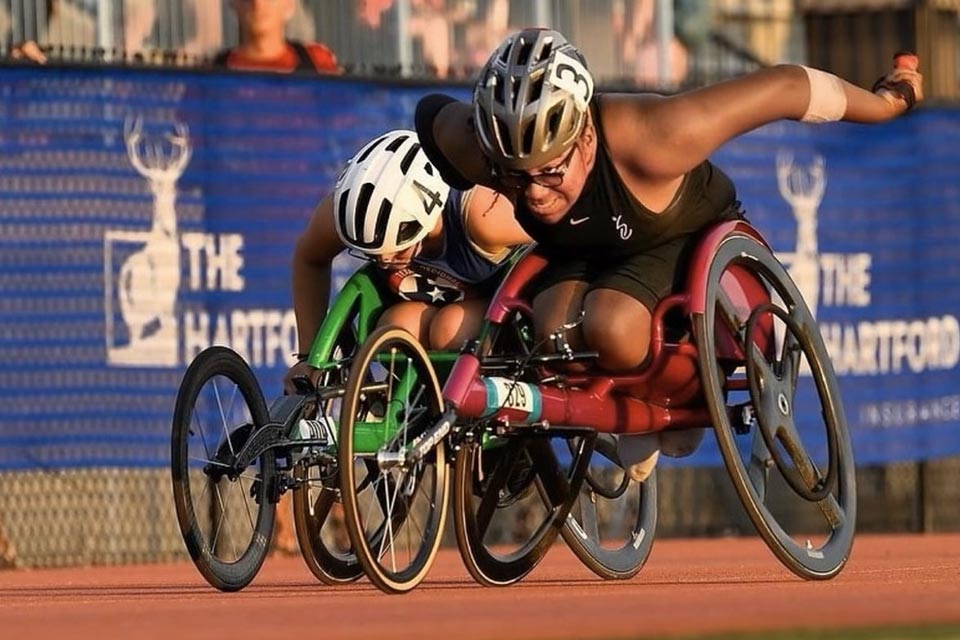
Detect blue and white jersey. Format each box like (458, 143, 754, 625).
(383, 189, 513, 304)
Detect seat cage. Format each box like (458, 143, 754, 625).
(443, 220, 775, 435)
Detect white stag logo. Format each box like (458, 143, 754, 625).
(104, 118, 191, 366)
(777, 151, 825, 317)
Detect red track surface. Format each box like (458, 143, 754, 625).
(1, 534, 958, 639)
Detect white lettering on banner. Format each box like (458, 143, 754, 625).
(859, 395, 960, 429)
(820, 316, 960, 375)
(182, 309, 298, 367)
(181, 232, 245, 292)
(818, 253, 871, 307)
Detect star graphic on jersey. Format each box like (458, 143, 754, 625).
(392, 271, 465, 304)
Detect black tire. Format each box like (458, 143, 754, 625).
(171, 346, 275, 592)
(453, 436, 590, 586)
(560, 434, 657, 580)
(292, 461, 361, 584)
(338, 327, 449, 594)
(292, 337, 363, 585)
(693, 232, 856, 580)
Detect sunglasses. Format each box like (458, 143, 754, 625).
(494, 144, 578, 191)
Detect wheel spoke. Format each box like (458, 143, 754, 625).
(777, 420, 826, 495)
(817, 493, 845, 530)
(475, 443, 522, 537)
(747, 430, 771, 503)
(716, 288, 747, 351)
(192, 406, 215, 461)
(574, 490, 601, 542)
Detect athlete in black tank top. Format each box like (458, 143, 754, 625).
(414, 26, 920, 481)
(515, 98, 740, 260)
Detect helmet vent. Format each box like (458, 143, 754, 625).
(538, 41, 553, 63)
(399, 142, 421, 174)
(547, 103, 564, 139)
(397, 220, 422, 244)
(496, 115, 514, 155)
(517, 41, 533, 66)
(530, 75, 544, 102)
(424, 162, 434, 176)
(522, 121, 535, 155)
(356, 135, 388, 163)
(374, 199, 393, 245)
(386, 135, 408, 152)
(356, 183, 375, 235)
(493, 76, 504, 106)
(337, 190, 350, 235)
(510, 75, 521, 110)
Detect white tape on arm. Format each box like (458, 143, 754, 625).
(800, 66, 848, 123)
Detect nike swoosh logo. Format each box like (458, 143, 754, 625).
(569, 216, 590, 225)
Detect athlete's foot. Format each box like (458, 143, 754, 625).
(614, 433, 660, 483)
(660, 428, 706, 457)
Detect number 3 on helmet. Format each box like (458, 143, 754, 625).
(334, 130, 450, 255)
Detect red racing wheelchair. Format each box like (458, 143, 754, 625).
(336, 220, 855, 593)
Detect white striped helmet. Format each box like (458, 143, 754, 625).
(334, 130, 450, 255)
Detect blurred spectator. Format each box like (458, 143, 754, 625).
(462, 0, 509, 76)
(213, 0, 338, 73)
(407, 0, 473, 78)
(183, 0, 224, 60)
(0, 4, 9, 49)
(123, 0, 157, 59)
(358, 0, 395, 28)
(714, 0, 790, 64)
(44, 0, 96, 51)
(612, 0, 689, 88)
(5, 0, 96, 63)
(285, 0, 316, 45)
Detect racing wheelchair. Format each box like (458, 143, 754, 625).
(170, 262, 655, 592)
(335, 220, 856, 593)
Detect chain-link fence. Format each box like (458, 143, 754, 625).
(1, 460, 958, 569)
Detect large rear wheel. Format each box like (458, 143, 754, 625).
(694, 232, 855, 580)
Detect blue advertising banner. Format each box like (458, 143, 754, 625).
(0, 66, 958, 470)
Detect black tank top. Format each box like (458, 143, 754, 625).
(515, 97, 739, 259)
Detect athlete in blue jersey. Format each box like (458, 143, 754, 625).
(283, 129, 531, 393)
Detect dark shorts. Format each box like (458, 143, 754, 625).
(530, 233, 704, 312)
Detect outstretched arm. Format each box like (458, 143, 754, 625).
(607, 61, 923, 180)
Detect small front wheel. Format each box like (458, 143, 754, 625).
(338, 327, 449, 594)
(560, 434, 657, 580)
(171, 346, 275, 592)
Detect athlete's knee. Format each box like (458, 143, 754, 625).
(377, 303, 432, 343)
(583, 295, 652, 370)
(591, 333, 650, 370)
(428, 303, 482, 351)
(532, 282, 588, 346)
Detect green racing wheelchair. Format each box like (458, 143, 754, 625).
(170, 262, 657, 592)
